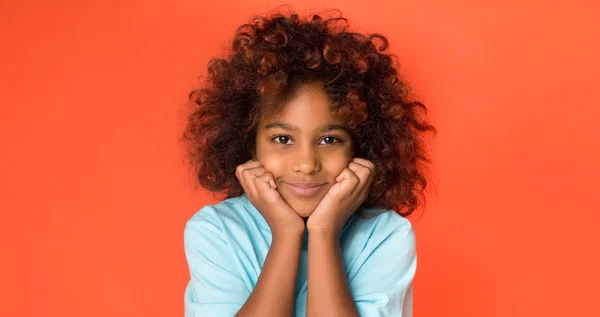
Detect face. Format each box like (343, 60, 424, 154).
(254, 82, 354, 218)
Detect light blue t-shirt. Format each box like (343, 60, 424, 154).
(183, 194, 416, 317)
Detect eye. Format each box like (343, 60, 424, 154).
(272, 135, 293, 145)
(319, 136, 341, 145)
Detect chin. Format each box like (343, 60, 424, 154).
(290, 202, 317, 218)
(281, 195, 322, 218)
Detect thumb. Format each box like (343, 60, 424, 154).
(264, 172, 277, 189)
(256, 174, 278, 202)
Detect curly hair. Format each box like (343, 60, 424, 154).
(181, 9, 436, 217)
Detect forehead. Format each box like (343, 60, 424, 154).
(261, 82, 343, 128)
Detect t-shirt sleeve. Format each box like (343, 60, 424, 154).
(183, 211, 250, 317)
(349, 216, 417, 317)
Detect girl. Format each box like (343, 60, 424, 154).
(181, 8, 436, 317)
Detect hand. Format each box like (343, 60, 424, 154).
(306, 158, 375, 236)
(235, 160, 305, 237)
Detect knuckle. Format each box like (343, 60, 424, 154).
(367, 165, 375, 174)
(255, 176, 266, 185)
(241, 168, 250, 177)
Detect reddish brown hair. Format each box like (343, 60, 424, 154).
(181, 9, 436, 217)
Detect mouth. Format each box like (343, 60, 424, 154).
(283, 182, 328, 198)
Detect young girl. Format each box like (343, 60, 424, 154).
(181, 9, 436, 317)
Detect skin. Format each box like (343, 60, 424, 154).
(253, 81, 355, 219)
(234, 81, 375, 317)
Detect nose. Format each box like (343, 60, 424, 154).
(292, 145, 320, 175)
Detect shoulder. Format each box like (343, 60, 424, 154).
(342, 208, 417, 283)
(186, 195, 244, 225)
(376, 210, 416, 255)
(184, 194, 266, 244)
(184, 195, 247, 241)
(343, 207, 416, 257)
(351, 207, 414, 241)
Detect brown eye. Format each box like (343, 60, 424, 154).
(272, 135, 293, 145)
(319, 136, 340, 145)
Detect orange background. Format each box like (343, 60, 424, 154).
(1, 0, 599, 316)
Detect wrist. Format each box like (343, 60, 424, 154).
(306, 226, 340, 239)
(272, 228, 305, 242)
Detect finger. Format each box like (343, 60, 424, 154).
(351, 158, 375, 179)
(258, 173, 273, 188)
(243, 166, 266, 179)
(351, 158, 375, 171)
(236, 160, 261, 191)
(348, 161, 375, 198)
(264, 172, 277, 189)
(236, 165, 249, 194)
(255, 174, 277, 203)
(335, 168, 360, 197)
(352, 158, 375, 185)
(348, 161, 370, 186)
(237, 160, 261, 173)
(241, 166, 265, 198)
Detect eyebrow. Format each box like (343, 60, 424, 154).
(263, 122, 349, 133)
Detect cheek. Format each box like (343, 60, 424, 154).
(321, 156, 352, 179)
(259, 155, 284, 176)
(256, 137, 279, 169)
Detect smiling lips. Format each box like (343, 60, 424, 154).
(284, 182, 327, 198)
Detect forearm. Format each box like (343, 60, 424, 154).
(306, 231, 360, 317)
(235, 233, 303, 317)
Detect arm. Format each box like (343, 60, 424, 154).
(305, 158, 375, 317)
(184, 218, 302, 317)
(305, 217, 417, 317)
(306, 231, 360, 317)
(186, 161, 306, 317)
(235, 232, 303, 317)
(349, 220, 417, 317)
